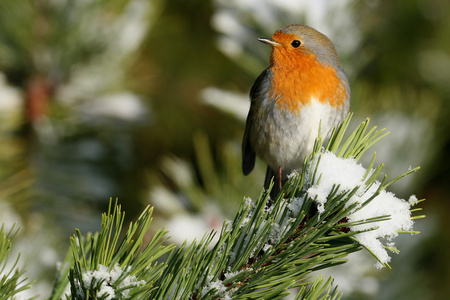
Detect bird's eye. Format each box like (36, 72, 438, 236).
(291, 40, 301, 48)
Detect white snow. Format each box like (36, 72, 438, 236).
(305, 151, 416, 268)
(200, 274, 233, 299)
(287, 197, 305, 217)
(81, 264, 144, 299)
(408, 195, 419, 205)
(306, 153, 367, 213)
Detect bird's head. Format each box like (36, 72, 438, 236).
(259, 24, 341, 69)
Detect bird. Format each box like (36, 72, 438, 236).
(242, 24, 350, 199)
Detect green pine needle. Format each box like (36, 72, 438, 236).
(0, 224, 32, 299)
(43, 115, 424, 300)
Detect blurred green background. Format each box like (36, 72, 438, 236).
(0, 0, 449, 298)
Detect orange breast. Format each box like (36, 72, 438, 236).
(269, 48, 348, 113)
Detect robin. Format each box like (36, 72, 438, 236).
(242, 24, 350, 198)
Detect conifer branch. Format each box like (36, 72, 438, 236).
(59, 114, 423, 299)
(2, 115, 424, 299)
(0, 224, 32, 299)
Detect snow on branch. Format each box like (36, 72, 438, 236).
(305, 150, 420, 268)
(25, 114, 425, 299)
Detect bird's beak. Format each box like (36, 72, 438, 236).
(258, 38, 281, 47)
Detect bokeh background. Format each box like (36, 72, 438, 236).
(0, 0, 449, 299)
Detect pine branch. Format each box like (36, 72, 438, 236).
(67, 200, 174, 300)
(46, 114, 424, 299)
(0, 224, 32, 299)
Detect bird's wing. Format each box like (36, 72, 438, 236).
(242, 68, 271, 176)
(242, 104, 256, 175)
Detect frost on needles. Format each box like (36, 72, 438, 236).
(300, 114, 424, 269)
(305, 150, 419, 269)
(188, 115, 424, 299)
(29, 114, 424, 300)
